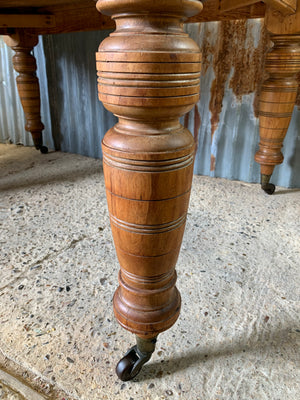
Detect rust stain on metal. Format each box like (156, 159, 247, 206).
(207, 20, 270, 159)
(209, 21, 246, 144)
(230, 25, 269, 101)
(231, 24, 270, 118)
(210, 154, 216, 172)
(201, 27, 214, 75)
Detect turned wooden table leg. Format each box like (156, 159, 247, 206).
(255, 6, 300, 194)
(255, 34, 300, 194)
(96, 0, 203, 380)
(4, 31, 47, 153)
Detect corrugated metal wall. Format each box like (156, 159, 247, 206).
(41, 30, 115, 158)
(0, 20, 299, 187)
(185, 20, 300, 188)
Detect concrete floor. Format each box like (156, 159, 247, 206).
(0, 144, 299, 400)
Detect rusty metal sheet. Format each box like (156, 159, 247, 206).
(184, 20, 300, 188)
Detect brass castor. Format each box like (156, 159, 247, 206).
(116, 336, 157, 381)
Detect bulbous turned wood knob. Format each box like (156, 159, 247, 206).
(96, 0, 202, 338)
(96, 0, 202, 121)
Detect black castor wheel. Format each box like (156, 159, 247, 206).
(116, 336, 157, 381)
(262, 182, 275, 195)
(40, 145, 48, 154)
(116, 346, 142, 381)
(261, 174, 275, 195)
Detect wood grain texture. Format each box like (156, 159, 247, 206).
(0, 14, 55, 28)
(255, 34, 300, 176)
(265, 1, 300, 34)
(271, 0, 297, 14)
(0, 2, 114, 35)
(0, 0, 87, 7)
(221, 0, 296, 15)
(189, 0, 266, 22)
(96, 0, 202, 339)
(220, 0, 261, 11)
(0, 0, 268, 37)
(4, 31, 45, 150)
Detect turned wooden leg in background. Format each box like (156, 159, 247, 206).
(255, 5, 300, 194)
(96, 0, 203, 380)
(255, 34, 300, 194)
(4, 31, 47, 153)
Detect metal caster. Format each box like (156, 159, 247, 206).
(116, 336, 157, 381)
(40, 145, 48, 154)
(261, 174, 275, 195)
(34, 140, 48, 154)
(262, 183, 275, 195)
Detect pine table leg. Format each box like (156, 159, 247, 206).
(255, 6, 300, 194)
(4, 31, 47, 153)
(255, 34, 300, 194)
(95, 0, 203, 381)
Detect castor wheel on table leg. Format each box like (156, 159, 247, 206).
(262, 183, 275, 195)
(95, 0, 203, 384)
(34, 140, 48, 154)
(116, 336, 157, 381)
(39, 145, 48, 154)
(261, 174, 275, 195)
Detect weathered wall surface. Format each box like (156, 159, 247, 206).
(0, 20, 299, 187)
(40, 30, 116, 158)
(185, 20, 300, 188)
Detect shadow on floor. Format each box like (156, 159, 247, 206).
(0, 150, 103, 192)
(137, 324, 298, 381)
(273, 188, 300, 195)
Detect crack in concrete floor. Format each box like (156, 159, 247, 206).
(0, 368, 44, 400)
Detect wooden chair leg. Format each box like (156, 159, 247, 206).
(255, 34, 300, 194)
(4, 31, 47, 153)
(95, 0, 203, 380)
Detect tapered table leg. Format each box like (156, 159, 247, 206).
(4, 31, 47, 153)
(255, 34, 300, 194)
(96, 0, 203, 380)
(255, 7, 300, 194)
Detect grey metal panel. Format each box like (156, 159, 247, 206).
(272, 108, 300, 188)
(41, 30, 116, 159)
(34, 37, 54, 150)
